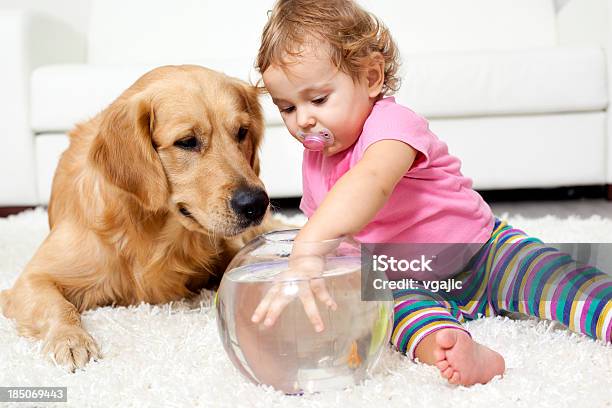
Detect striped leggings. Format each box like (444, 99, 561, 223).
(391, 219, 612, 359)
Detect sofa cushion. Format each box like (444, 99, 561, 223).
(399, 47, 607, 118)
(31, 61, 282, 132)
(31, 46, 607, 132)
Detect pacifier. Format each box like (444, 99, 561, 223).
(297, 129, 334, 151)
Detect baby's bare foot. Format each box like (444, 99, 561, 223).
(433, 328, 504, 386)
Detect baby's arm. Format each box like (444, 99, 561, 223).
(251, 140, 416, 331)
(296, 139, 417, 244)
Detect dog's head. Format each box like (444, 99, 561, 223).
(90, 65, 269, 236)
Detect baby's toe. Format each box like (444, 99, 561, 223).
(449, 371, 461, 385)
(436, 360, 449, 371)
(442, 367, 454, 379)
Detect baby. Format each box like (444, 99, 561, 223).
(250, 0, 612, 386)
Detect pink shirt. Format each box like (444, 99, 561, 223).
(300, 97, 494, 243)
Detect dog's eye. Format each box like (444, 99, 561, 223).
(237, 127, 248, 143)
(174, 136, 199, 150)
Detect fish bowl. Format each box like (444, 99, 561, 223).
(215, 229, 393, 394)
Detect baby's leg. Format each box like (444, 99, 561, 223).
(392, 290, 504, 385)
(485, 228, 612, 343)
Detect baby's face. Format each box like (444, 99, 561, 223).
(262, 48, 374, 156)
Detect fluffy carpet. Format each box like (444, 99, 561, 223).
(0, 208, 611, 407)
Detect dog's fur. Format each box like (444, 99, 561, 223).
(0, 65, 278, 371)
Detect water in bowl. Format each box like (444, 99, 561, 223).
(216, 257, 393, 394)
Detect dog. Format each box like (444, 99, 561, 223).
(0, 65, 278, 371)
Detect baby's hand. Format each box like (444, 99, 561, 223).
(250, 255, 337, 332)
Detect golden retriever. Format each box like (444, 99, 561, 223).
(0, 65, 277, 371)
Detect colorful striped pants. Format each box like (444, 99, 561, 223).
(391, 219, 612, 359)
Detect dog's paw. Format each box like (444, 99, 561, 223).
(43, 325, 102, 372)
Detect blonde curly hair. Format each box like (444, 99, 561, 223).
(256, 0, 401, 96)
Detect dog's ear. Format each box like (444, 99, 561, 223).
(235, 80, 264, 175)
(89, 93, 168, 211)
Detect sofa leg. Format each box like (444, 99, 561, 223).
(607, 185, 612, 201)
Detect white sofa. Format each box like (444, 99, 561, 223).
(0, 0, 610, 207)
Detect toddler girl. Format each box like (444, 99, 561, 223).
(250, 0, 612, 386)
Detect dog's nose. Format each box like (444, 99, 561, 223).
(230, 186, 269, 223)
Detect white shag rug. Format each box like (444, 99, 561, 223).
(0, 208, 611, 408)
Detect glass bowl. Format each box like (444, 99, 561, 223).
(215, 229, 393, 394)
